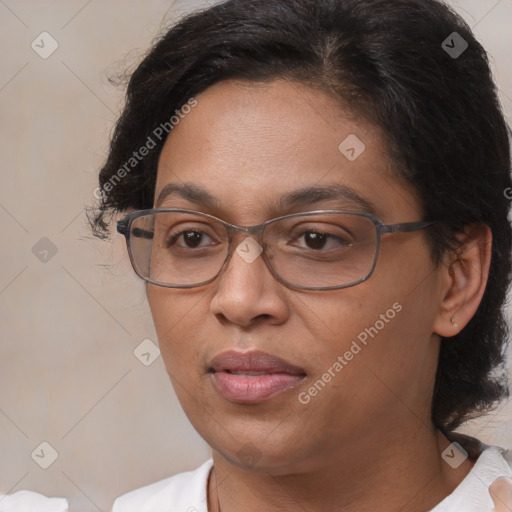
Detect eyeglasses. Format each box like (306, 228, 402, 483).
(116, 209, 436, 291)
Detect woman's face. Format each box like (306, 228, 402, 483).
(147, 79, 444, 472)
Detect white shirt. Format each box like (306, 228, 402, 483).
(0, 490, 69, 512)
(111, 446, 512, 512)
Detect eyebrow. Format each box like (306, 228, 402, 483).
(276, 184, 378, 215)
(155, 183, 221, 209)
(155, 182, 378, 215)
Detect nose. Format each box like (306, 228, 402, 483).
(209, 237, 290, 328)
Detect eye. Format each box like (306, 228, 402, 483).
(168, 229, 216, 249)
(293, 229, 351, 250)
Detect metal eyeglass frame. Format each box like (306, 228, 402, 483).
(117, 208, 437, 291)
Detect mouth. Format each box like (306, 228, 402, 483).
(208, 350, 307, 404)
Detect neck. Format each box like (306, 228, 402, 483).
(208, 427, 475, 512)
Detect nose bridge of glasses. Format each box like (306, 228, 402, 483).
(224, 221, 266, 247)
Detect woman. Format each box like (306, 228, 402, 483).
(90, 0, 512, 510)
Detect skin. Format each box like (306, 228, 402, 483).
(145, 79, 492, 511)
(490, 477, 512, 512)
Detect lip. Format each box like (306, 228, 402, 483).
(209, 350, 306, 404)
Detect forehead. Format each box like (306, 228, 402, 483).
(155, 79, 422, 223)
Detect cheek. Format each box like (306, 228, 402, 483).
(296, 250, 439, 388)
(146, 286, 207, 372)
(293, 292, 435, 437)
(145, 286, 224, 430)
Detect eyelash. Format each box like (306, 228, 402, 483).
(166, 227, 351, 252)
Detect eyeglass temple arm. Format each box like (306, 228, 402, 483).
(116, 219, 154, 240)
(381, 220, 437, 234)
(116, 219, 129, 236)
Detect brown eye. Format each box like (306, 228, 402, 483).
(303, 231, 328, 250)
(168, 229, 214, 248)
(293, 229, 350, 251)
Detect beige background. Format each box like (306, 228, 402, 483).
(0, 1, 511, 511)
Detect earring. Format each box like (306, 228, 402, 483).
(451, 317, 459, 328)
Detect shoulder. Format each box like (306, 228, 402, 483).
(111, 459, 213, 512)
(501, 445, 512, 469)
(472, 445, 512, 482)
(432, 445, 512, 512)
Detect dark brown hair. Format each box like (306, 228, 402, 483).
(89, 0, 512, 445)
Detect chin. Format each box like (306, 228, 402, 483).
(201, 418, 311, 471)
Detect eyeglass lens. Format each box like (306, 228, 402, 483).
(128, 211, 379, 288)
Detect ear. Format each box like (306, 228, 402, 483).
(433, 223, 492, 337)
